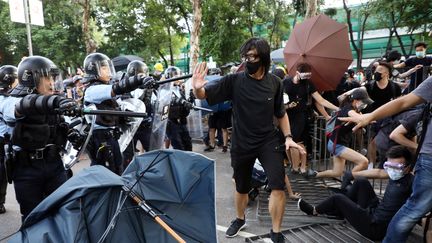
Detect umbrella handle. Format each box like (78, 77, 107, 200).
(154, 216, 186, 243)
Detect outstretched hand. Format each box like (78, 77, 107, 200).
(338, 113, 374, 132)
(192, 62, 208, 90)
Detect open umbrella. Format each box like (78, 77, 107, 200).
(112, 55, 144, 71)
(283, 14, 353, 91)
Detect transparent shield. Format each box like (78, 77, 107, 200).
(117, 97, 146, 153)
(149, 81, 173, 150)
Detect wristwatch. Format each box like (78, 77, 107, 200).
(284, 134, 293, 139)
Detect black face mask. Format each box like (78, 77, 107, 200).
(246, 61, 261, 75)
(374, 72, 383, 82)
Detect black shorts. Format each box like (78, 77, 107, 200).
(231, 136, 285, 194)
(287, 111, 308, 143)
(208, 110, 231, 129)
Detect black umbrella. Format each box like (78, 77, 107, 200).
(112, 55, 144, 72)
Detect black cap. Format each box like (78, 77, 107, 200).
(351, 88, 373, 105)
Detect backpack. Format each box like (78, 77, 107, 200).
(325, 110, 341, 138)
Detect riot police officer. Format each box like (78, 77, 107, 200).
(0, 65, 18, 214)
(127, 61, 154, 153)
(83, 53, 152, 174)
(165, 66, 193, 151)
(1, 56, 78, 220)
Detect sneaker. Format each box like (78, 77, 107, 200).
(222, 146, 228, 153)
(270, 230, 285, 243)
(225, 217, 246, 237)
(304, 169, 317, 179)
(0, 204, 5, 214)
(297, 199, 314, 215)
(204, 145, 215, 152)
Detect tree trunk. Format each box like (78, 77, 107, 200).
(80, 0, 97, 54)
(305, 0, 318, 18)
(167, 26, 174, 66)
(189, 0, 202, 73)
(158, 50, 169, 68)
(343, 0, 360, 68)
(357, 13, 369, 68)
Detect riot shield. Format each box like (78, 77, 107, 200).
(62, 115, 96, 170)
(116, 97, 146, 152)
(184, 79, 203, 139)
(149, 82, 173, 150)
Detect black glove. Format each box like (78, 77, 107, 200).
(57, 97, 79, 116)
(112, 74, 144, 95)
(140, 77, 156, 89)
(67, 129, 84, 150)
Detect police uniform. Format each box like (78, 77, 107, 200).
(0, 65, 18, 213)
(83, 53, 151, 174)
(3, 56, 76, 220)
(84, 83, 123, 174)
(166, 86, 192, 151)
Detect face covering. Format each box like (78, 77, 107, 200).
(356, 102, 367, 111)
(356, 74, 362, 82)
(374, 72, 383, 82)
(416, 51, 426, 58)
(246, 61, 261, 75)
(385, 167, 405, 181)
(393, 60, 400, 65)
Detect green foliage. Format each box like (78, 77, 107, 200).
(0, 0, 85, 73)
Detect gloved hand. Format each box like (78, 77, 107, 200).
(67, 129, 84, 150)
(113, 74, 148, 95)
(57, 97, 80, 116)
(140, 77, 157, 89)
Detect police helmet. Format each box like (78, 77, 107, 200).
(11, 56, 60, 96)
(164, 66, 181, 79)
(127, 60, 148, 77)
(82, 53, 115, 83)
(0, 65, 18, 92)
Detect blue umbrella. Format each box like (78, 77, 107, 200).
(8, 150, 216, 243)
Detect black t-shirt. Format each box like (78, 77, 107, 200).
(329, 104, 354, 146)
(205, 72, 286, 153)
(283, 77, 316, 113)
(404, 56, 432, 91)
(375, 108, 422, 152)
(336, 78, 360, 96)
(364, 81, 401, 113)
(373, 174, 413, 224)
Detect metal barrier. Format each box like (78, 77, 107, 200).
(309, 115, 386, 196)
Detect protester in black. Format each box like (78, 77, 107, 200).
(394, 42, 432, 92)
(306, 88, 372, 179)
(298, 145, 413, 241)
(284, 63, 338, 174)
(192, 38, 304, 243)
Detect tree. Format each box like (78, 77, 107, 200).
(189, 0, 202, 72)
(0, 0, 86, 72)
(343, 0, 370, 68)
(305, 0, 318, 18)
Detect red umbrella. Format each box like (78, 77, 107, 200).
(284, 14, 353, 91)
